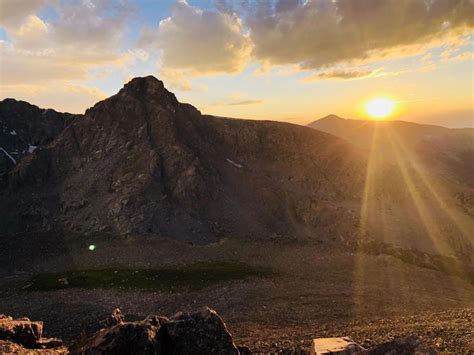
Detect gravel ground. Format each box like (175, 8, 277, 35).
(1, 237, 473, 353)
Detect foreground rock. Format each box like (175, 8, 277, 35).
(0, 309, 441, 354)
(310, 337, 363, 354)
(82, 314, 167, 354)
(0, 314, 66, 353)
(82, 307, 243, 355)
(160, 308, 240, 354)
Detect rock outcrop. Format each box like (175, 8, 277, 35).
(0, 310, 441, 354)
(0, 314, 66, 353)
(82, 307, 243, 355)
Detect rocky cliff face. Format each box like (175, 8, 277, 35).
(0, 99, 77, 183)
(0, 76, 366, 243)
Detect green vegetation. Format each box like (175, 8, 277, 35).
(27, 262, 273, 292)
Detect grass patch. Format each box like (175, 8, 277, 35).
(26, 262, 273, 292)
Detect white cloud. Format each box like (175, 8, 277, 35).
(139, 0, 251, 75)
(304, 67, 387, 81)
(0, 0, 137, 112)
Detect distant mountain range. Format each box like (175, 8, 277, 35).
(0, 77, 472, 264)
(309, 115, 474, 188)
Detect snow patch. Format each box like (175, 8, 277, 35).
(0, 147, 17, 165)
(226, 158, 243, 169)
(28, 145, 38, 154)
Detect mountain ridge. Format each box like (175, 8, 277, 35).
(0, 76, 472, 263)
(0, 76, 366, 244)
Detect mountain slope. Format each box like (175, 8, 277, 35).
(0, 78, 472, 264)
(0, 77, 366, 244)
(0, 99, 77, 183)
(308, 115, 474, 188)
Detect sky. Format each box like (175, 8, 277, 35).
(0, 0, 473, 127)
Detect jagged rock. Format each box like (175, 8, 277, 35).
(160, 307, 240, 355)
(0, 317, 43, 348)
(0, 339, 67, 354)
(82, 307, 245, 355)
(0, 315, 65, 352)
(100, 308, 125, 328)
(82, 315, 168, 355)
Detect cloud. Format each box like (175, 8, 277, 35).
(159, 68, 193, 91)
(139, 0, 251, 75)
(0, 0, 55, 26)
(0, 83, 106, 113)
(242, 0, 474, 69)
(304, 67, 386, 81)
(226, 99, 264, 106)
(204, 93, 264, 108)
(0, 0, 137, 110)
(441, 48, 474, 62)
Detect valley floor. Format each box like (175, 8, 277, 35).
(1, 235, 473, 353)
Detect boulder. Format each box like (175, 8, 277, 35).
(82, 307, 245, 355)
(0, 316, 43, 348)
(100, 307, 126, 328)
(82, 315, 168, 355)
(0, 315, 65, 352)
(0, 339, 67, 354)
(310, 337, 363, 354)
(159, 307, 240, 355)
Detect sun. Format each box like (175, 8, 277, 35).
(365, 97, 396, 119)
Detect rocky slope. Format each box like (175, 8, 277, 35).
(0, 77, 472, 263)
(0, 76, 366, 244)
(0, 99, 77, 184)
(308, 114, 474, 188)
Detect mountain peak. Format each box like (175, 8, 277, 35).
(307, 114, 345, 127)
(85, 76, 180, 116)
(121, 75, 164, 92)
(319, 114, 345, 121)
(118, 76, 176, 102)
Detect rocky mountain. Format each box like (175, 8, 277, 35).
(308, 115, 474, 188)
(0, 77, 366, 244)
(0, 99, 77, 183)
(0, 77, 472, 263)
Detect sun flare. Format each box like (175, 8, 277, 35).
(365, 97, 396, 119)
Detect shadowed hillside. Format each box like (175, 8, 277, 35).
(1, 78, 472, 263)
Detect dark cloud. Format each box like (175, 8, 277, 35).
(244, 0, 474, 69)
